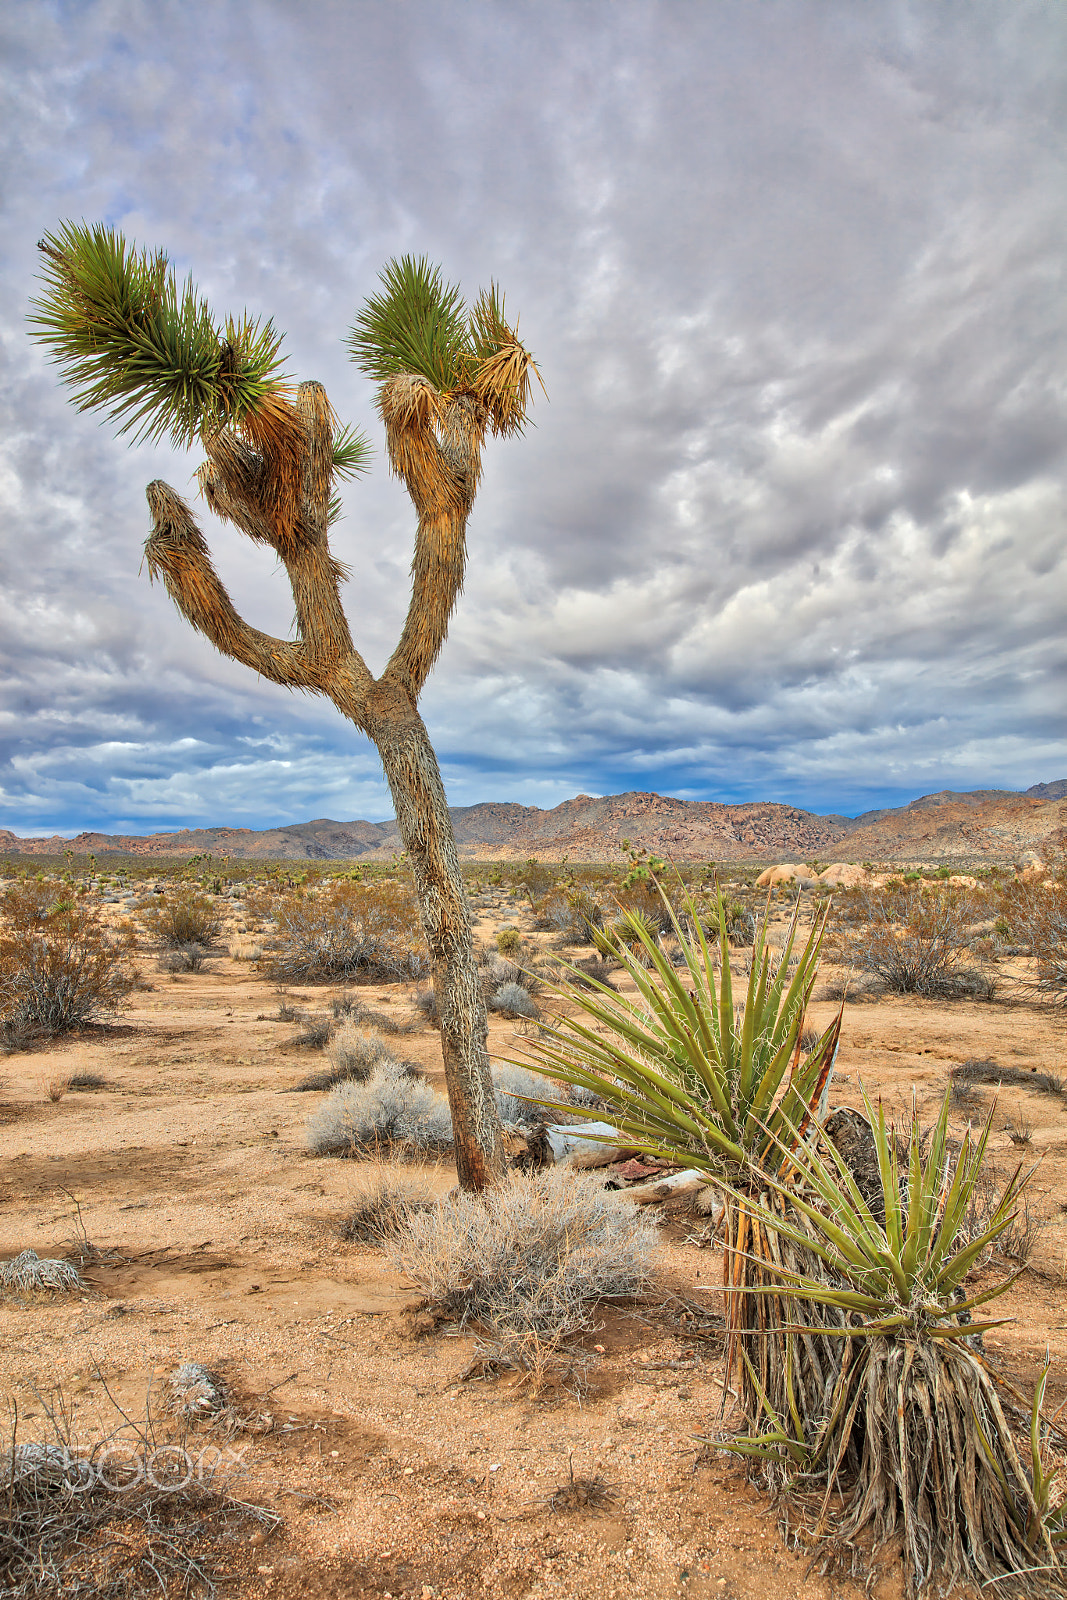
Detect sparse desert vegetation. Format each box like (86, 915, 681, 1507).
(2, 848, 1067, 1598)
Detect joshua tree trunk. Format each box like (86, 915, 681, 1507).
(369, 688, 503, 1189)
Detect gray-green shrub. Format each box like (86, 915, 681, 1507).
(389, 1167, 658, 1366)
(306, 1061, 453, 1156)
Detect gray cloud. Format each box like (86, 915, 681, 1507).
(0, 0, 1064, 833)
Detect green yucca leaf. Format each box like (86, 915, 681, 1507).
(331, 422, 373, 480)
(732, 1090, 1032, 1330)
(347, 255, 470, 393)
(29, 222, 289, 449)
(520, 878, 836, 1184)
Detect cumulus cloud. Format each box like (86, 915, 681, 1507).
(0, 0, 1063, 833)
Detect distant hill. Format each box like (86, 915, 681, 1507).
(1, 780, 1064, 865)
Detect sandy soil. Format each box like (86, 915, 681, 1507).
(2, 888, 1066, 1600)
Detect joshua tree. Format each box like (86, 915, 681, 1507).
(31, 225, 543, 1189)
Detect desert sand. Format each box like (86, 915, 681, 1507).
(2, 884, 1066, 1600)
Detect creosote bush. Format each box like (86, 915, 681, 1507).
(306, 1060, 452, 1156)
(266, 880, 429, 983)
(0, 883, 137, 1047)
(833, 883, 986, 997)
(389, 1166, 658, 1367)
(144, 887, 222, 948)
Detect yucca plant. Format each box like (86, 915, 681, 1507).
(522, 890, 840, 1184)
(30, 226, 542, 1191)
(520, 887, 844, 1415)
(715, 1091, 1059, 1597)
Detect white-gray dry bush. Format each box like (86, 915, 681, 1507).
(567, 1081, 614, 1114)
(306, 1061, 453, 1157)
(489, 981, 540, 1019)
(493, 1063, 549, 1127)
(168, 1362, 229, 1420)
(414, 985, 438, 1025)
(294, 1023, 411, 1091)
(328, 1020, 398, 1082)
(340, 1161, 438, 1244)
(331, 992, 420, 1035)
(389, 1167, 659, 1366)
(0, 1250, 83, 1292)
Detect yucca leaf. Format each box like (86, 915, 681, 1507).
(331, 422, 373, 480)
(30, 222, 290, 450)
(347, 255, 469, 393)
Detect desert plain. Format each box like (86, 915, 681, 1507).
(2, 866, 1066, 1600)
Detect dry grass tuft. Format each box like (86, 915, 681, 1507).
(0, 1250, 84, 1292)
(547, 1454, 616, 1513)
(340, 1160, 438, 1244)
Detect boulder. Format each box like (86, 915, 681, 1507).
(755, 863, 813, 888)
(1016, 851, 1046, 882)
(817, 863, 869, 887)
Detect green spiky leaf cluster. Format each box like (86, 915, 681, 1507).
(743, 1090, 1032, 1336)
(347, 255, 541, 435)
(327, 421, 374, 525)
(519, 888, 840, 1182)
(347, 256, 470, 393)
(29, 223, 290, 449)
(331, 422, 373, 481)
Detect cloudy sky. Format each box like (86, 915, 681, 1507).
(1, 1, 1064, 835)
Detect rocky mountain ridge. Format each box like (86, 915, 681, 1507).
(1, 781, 1064, 865)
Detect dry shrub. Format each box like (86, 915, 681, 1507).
(265, 880, 429, 983)
(227, 936, 264, 961)
(331, 992, 420, 1034)
(413, 985, 439, 1025)
(0, 885, 137, 1047)
(144, 888, 222, 948)
(999, 879, 1067, 1003)
(305, 1060, 452, 1156)
(340, 1159, 438, 1243)
(492, 1063, 549, 1127)
(0, 1250, 83, 1292)
(833, 884, 988, 997)
(488, 980, 540, 1019)
(158, 943, 210, 973)
(540, 889, 604, 944)
(330, 1022, 400, 1080)
(389, 1167, 658, 1368)
(1, 1389, 275, 1600)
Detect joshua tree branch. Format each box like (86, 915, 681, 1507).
(380, 381, 486, 698)
(144, 480, 320, 690)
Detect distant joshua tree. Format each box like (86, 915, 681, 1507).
(31, 225, 543, 1190)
